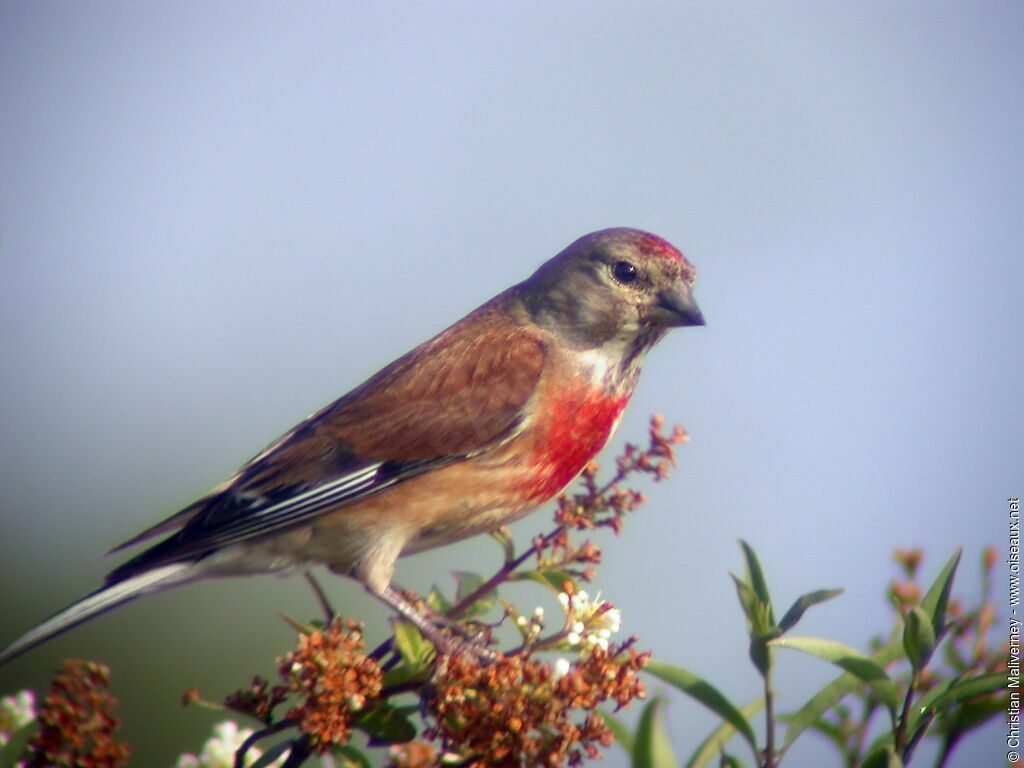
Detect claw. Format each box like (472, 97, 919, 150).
(377, 584, 499, 663)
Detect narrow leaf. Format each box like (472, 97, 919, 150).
(632, 697, 678, 768)
(684, 698, 764, 768)
(939, 694, 1010, 738)
(748, 635, 772, 678)
(645, 660, 758, 757)
(730, 573, 760, 630)
(778, 589, 844, 633)
(599, 709, 635, 755)
(357, 704, 418, 746)
(902, 606, 936, 671)
(278, 613, 319, 636)
(769, 636, 900, 711)
(862, 744, 903, 768)
(491, 525, 516, 563)
(920, 549, 962, 635)
(332, 744, 374, 768)
(782, 635, 904, 752)
(250, 740, 293, 768)
(0, 720, 38, 768)
(738, 540, 774, 624)
(904, 671, 1007, 743)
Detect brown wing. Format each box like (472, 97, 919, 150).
(107, 309, 546, 579)
(245, 315, 547, 489)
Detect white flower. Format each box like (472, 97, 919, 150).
(516, 606, 546, 637)
(556, 590, 623, 655)
(0, 690, 35, 746)
(552, 657, 572, 679)
(175, 720, 285, 768)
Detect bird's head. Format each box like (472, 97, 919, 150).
(519, 228, 704, 356)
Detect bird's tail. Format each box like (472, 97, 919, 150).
(0, 562, 195, 666)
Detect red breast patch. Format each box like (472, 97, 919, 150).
(524, 389, 630, 501)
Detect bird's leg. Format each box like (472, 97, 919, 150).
(303, 571, 336, 622)
(376, 585, 497, 663)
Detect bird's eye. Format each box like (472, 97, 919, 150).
(611, 260, 639, 285)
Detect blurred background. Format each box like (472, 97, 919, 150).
(1, 2, 1021, 765)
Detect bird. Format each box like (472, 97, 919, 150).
(0, 227, 704, 665)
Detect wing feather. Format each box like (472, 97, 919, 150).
(108, 310, 545, 580)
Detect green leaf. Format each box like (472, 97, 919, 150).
(782, 635, 904, 752)
(769, 636, 900, 712)
(904, 671, 1007, 744)
(748, 632, 776, 678)
(599, 709, 635, 755)
(920, 549, 962, 636)
(427, 584, 454, 614)
(250, 740, 294, 768)
(382, 661, 426, 689)
(491, 525, 516, 563)
(644, 660, 758, 758)
(719, 755, 747, 768)
(0, 719, 38, 768)
(455, 570, 485, 602)
(391, 619, 433, 667)
(730, 573, 760, 630)
(738, 540, 774, 625)
(862, 744, 903, 768)
(514, 569, 577, 596)
(902, 606, 937, 671)
(278, 613, 319, 636)
(356, 704, 418, 746)
(332, 744, 374, 768)
(632, 697, 678, 768)
(453, 571, 496, 617)
(684, 698, 764, 768)
(939, 693, 1010, 741)
(785, 716, 845, 752)
(778, 589, 844, 633)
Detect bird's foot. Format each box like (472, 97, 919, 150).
(379, 585, 499, 664)
(419, 621, 499, 664)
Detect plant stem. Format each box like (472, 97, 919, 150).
(893, 672, 917, 756)
(763, 675, 776, 768)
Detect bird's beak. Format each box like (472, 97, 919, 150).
(651, 283, 705, 327)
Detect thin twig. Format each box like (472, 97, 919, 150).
(304, 572, 335, 622)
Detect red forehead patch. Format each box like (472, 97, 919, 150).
(634, 231, 685, 263)
(630, 231, 696, 284)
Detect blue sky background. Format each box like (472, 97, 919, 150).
(1, 3, 1021, 765)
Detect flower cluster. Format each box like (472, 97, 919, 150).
(558, 589, 622, 654)
(426, 642, 648, 767)
(24, 659, 130, 768)
(176, 720, 284, 768)
(387, 741, 445, 768)
(215, 618, 384, 756)
(0, 690, 35, 747)
(281, 618, 384, 752)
